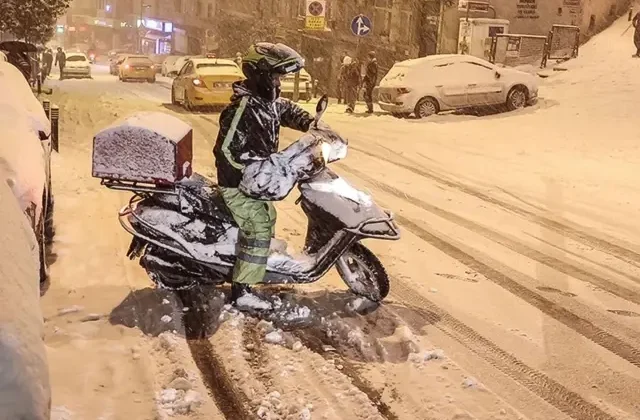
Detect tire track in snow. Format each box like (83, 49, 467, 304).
(294, 329, 399, 420)
(347, 145, 640, 275)
(388, 278, 618, 420)
(178, 290, 253, 420)
(340, 165, 640, 317)
(340, 166, 640, 367)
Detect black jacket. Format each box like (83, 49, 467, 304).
(54, 51, 65, 67)
(363, 58, 378, 88)
(214, 81, 314, 189)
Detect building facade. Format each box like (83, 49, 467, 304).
(57, 0, 217, 54)
(438, 0, 632, 54)
(211, 0, 423, 96)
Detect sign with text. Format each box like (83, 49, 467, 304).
(458, 0, 490, 12)
(516, 0, 539, 19)
(305, 0, 326, 30)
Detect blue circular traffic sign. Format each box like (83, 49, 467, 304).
(350, 15, 372, 37)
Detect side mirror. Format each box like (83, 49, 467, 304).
(495, 71, 501, 79)
(316, 94, 328, 114)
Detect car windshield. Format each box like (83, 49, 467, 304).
(67, 55, 86, 62)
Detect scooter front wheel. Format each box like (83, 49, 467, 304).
(336, 243, 390, 302)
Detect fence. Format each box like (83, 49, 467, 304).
(490, 34, 548, 67)
(489, 24, 580, 68)
(543, 24, 580, 67)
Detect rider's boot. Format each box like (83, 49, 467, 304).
(231, 282, 273, 312)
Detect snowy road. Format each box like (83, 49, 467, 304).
(43, 18, 640, 420)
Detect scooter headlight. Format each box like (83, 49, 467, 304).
(320, 141, 348, 164)
(321, 142, 331, 163)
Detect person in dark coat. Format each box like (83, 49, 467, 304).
(213, 42, 315, 311)
(362, 51, 378, 114)
(344, 58, 361, 113)
(633, 11, 640, 57)
(42, 49, 53, 77)
(54, 47, 66, 80)
(337, 55, 351, 104)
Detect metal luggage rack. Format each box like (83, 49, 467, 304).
(101, 178, 178, 195)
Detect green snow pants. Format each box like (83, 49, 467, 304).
(220, 187, 276, 285)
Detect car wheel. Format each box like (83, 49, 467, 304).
(148, 77, 156, 83)
(506, 85, 528, 111)
(392, 113, 411, 119)
(183, 92, 193, 111)
(414, 97, 439, 119)
(171, 87, 178, 105)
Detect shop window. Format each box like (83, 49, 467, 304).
(207, 3, 214, 19)
(609, 5, 616, 16)
(557, 7, 562, 16)
(196, 0, 203, 15)
(589, 14, 596, 31)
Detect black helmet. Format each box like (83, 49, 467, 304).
(241, 42, 304, 101)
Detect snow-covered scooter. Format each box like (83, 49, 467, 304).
(93, 96, 400, 302)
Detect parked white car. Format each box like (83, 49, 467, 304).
(0, 61, 54, 285)
(377, 54, 539, 118)
(161, 55, 181, 76)
(62, 52, 91, 79)
(166, 55, 191, 77)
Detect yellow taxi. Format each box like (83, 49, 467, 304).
(170, 57, 244, 109)
(118, 55, 156, 83)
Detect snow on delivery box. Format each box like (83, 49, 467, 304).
(92, 112, 193, 185)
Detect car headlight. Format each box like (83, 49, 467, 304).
(321, 142, 331, 163)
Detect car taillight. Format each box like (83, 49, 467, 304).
(124, 64, 130, 69)
(397, 88, 411, 94)
(192, 78, 203, 86)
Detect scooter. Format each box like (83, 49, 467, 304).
(96, 97, 400, 302)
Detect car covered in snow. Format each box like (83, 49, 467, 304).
(280, 68, 313, 102)
(0, 61, 54, 285)
(168, 55, 192, 77)
(62, 52, 92, 79)
(171, 57, 243, 109)
(109, 53, 129, 75)
(161, 55, 181, 76)
(118, 55, 156, 83)
(377, 54, 539, 118)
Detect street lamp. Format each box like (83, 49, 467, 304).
(137, 2, 151, 53)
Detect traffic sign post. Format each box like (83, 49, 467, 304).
(305, 0, 326, 30)
(351, 15, 372, 37)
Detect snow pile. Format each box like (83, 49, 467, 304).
(0, 61, 51, 219)
(156, 387, 202, 417)
(0, 61, 50, 136)
(408, 349, 446, 364)
(155, 365, 202, 417)
(92, 112, 192, 183)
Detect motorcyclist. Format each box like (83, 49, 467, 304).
(213, 43, 316, 311)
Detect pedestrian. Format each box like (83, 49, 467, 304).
(42, 49, 53, 77)
(633, 10, 640, 57)
(213, 43, 317, 311)
(362, 51, 378, 114)
(344, 57, 361, 113)
(337, 55, 351, 104)
(54, 47, 66, 80)
(235, 51, 243, 67)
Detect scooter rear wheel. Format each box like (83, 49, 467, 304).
(336, 243, 390, 302)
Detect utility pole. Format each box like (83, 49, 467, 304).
(137, 1, 150, 53)
(436, 0, 445, 54)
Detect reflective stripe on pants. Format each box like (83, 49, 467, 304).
(220, 187, 276, 285)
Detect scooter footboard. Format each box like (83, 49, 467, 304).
(345, 211, 401, 240)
